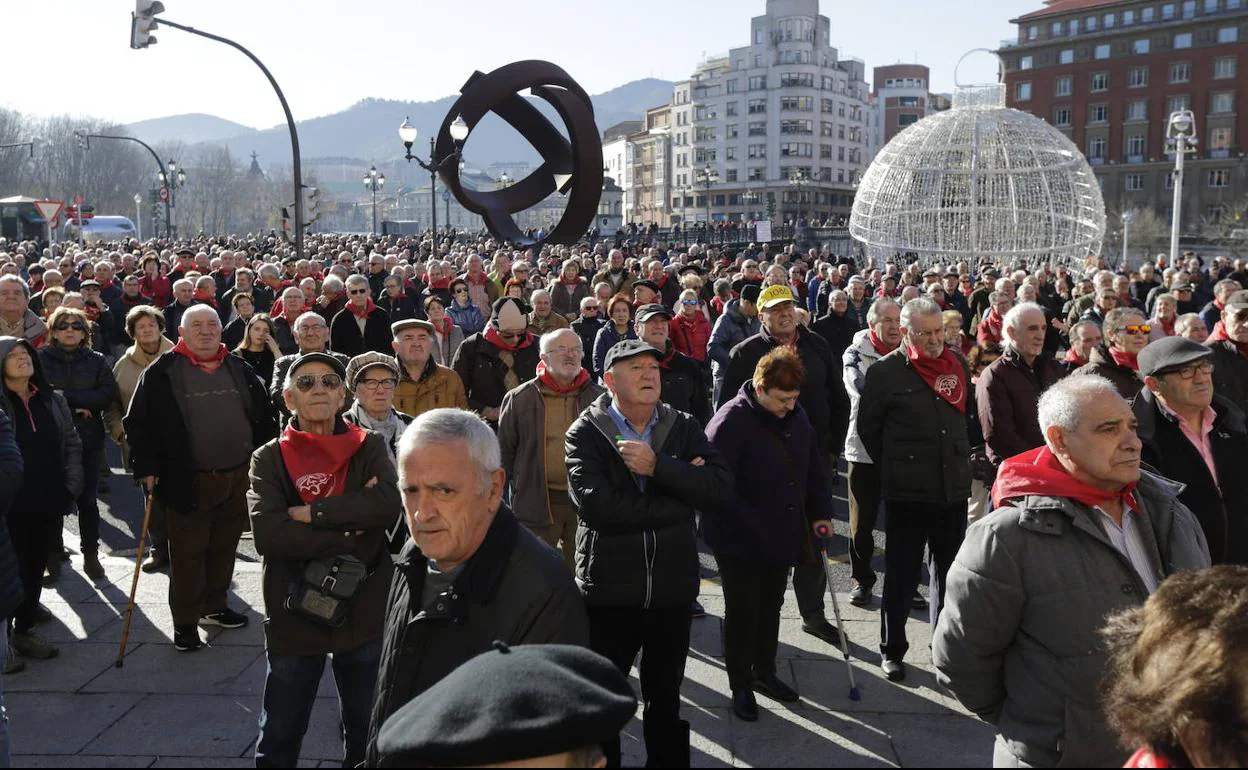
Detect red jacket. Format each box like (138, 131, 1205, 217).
(669, 311, 712, 363)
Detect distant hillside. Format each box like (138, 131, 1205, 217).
(124, 78, 676, 168)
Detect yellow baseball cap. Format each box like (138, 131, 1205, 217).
(758, 284, 797, 310)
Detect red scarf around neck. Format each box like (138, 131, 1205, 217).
(431, 315, 454, 338)
(992, 445, 1138, 511)
(1207, 320, 1248, 357)
(1063, 348, 1088, 366)
(867, 330, 895, 356)
(536, 361, 590, 394)
(981, 309, 1004, 341)
(192, 289, 218, 308)
(905, 342, 967, 413)
(1109, 348, 1140, 372)
(172, 338, 228, 372)
(558, 275, 582, 287)
(278, 422, 368, 504)
(483, 324, 534, 352)
(347, 298, 378, 320)
(430, 277, 452, 290)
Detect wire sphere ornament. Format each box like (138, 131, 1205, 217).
(437, 60, 603, 249)
(849, 50, 1106, 270)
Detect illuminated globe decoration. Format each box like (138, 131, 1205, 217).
(850, 60, 1105, 268)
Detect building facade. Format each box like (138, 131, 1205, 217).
(625, 105, 672, 226)
(872, 64, 952, 146)
(999, 0, 1248, 232)
(667, 0, 873, 225)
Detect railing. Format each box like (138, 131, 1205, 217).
(613, 223, 852, 249)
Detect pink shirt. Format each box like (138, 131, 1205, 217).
(1159, 402, 1220, 490)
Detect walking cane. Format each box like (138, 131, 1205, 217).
(814, 523, 861, 701)
(116, 490, 154, 668)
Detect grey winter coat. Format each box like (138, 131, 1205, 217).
(932, 472, 1212, 768)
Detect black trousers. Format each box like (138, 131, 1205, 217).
(879, 500, 967, 660)
(588, 605, 691, 768)
(847, 461, 881, 588)
(716, 554, 788, 691)
(8, 511, 57, 634)
(792, 560, 827, 622)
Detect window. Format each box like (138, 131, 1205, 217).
(747, 144, 766, 159)
(748, 76, 766, 90)
(1028, 24, 1039, 40)
(820, 120, 834, 136)
(898, 114, 920, 127)
(1134, 39, 1151, 55)
(820, 98, 833, 112)
(754, 27, 763, 44)
(1128, 100, 1148, 120)
(754, 55, 763, 68)
(694, 126, 716, 142)
(748, 121, 766, 136)
(1162, 3, 1176, 18)
(1168, 94, 1191, 114)
(1210, 126, 1233, 148)
(838, 146, 846, 161)
(747, 99, 766, 114)
(726, 102, 738, 117)
(1206, 0, 1219, 11)
(1174, 32, 1193, 49)
(1214, 56, 1237, 78)
(1212, 92, 1235, 113)
(1055, 76, 1073, 96)
(726, 80, 738, 94)
(1016, 82, 1033, 101)
(1072, 18, 1082, 34)
(1090, 103, 1109, 123)
(1143, 6, 1155, 20)
(899, 96, 920, 107)
(1019, 56, 1033, 70)
(781, 96, 814, 111)
(1054, 106, 1073, 126)
(1124, 9, 1136, 24)
(1089, 136, 1107, 158)
(1127, 134, 1147, 156)
(725, 124, 739, 139)
(1209, 169, 1230, 187)
(1052, 22, 1062, 36)
(780, 119, 813, 135)
(1091, 72, 1109, 91)
(1183, 0, 1196, 17)
(779, 142, 813, 157)
(1104, 12, 1116, 27)
(1170, 62, 1191, 82)
(779, 73, 815, 88)
(1129, 67, 1149, 87)
(1126, 174, 1145, 191)
(1086, 16, 1098, 31)
(819, 145, 832, 159)
(1218, 27, 1239, 43)
(725, 169, 738, 183)
(1060, 49, 1075, 64)
(748, 167, 765, 181)
(1095, 44, 1112, 59)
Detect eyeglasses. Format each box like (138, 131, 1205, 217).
(453, 288, 468, 295)
(348, 288, 369, 296)
(357, 377, 398, 391)
(53, 321, 87, 332)
(584, 305, 600, 311)
(1162, 361, 1214, 380)
(1121, 324, 1152, 335)
(547, 346, 582, 357)
(294, 373, 343, 392)
(908, 328, 946, 340)
(681, 300, 699, 306)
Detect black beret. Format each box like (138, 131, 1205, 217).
(376, 643, 636, 767)
(633, 279, 660, 293)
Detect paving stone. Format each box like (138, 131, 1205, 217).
(6, 693, 144, 754)
(872, 713, 996, 767)
(729, 708, 900, 768)
(82, 694, 260, 758)
(788, 658, 970, 716)
(32, 602, 123, 643)
(11, 755, 155, 767)
(5, 642, 121, 694)
(620, 704, 733, 768)
(81, 642, 263, 695)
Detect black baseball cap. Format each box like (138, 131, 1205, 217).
(288, 352, 347, 380)
(603, 339, 663, 372)
(635, 303, 672, 324)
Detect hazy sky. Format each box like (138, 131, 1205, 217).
(5, 0, 1040, 129)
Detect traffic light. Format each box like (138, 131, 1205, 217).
(74, 132, 87, 151)
(131, 0, 164, 49)
(302, 186, 320, 225)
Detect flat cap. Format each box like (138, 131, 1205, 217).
(633, 279, 660, 293)
(376, 643, 636, 768)
(344, 352, 399, 390)
(1138, 336, 1213, 378)
(287, 352, 346, 380)
(635, 303, 672, 324)
(391, 318, 435, 336)
(604, 339, 663, 372)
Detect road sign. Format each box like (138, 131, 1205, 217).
(755, 220, 773, 243)
(158, 186, 170, 202)
(73, 194, 84, 205)
(442, 189, 451, 202)
(33, 200, 63, 224)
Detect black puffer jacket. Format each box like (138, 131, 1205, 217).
(565, 394, 733, 608)
(38, 343, 117, 453)
(0, 409, 25, 619)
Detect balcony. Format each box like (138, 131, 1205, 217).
(1127, 154, 1145, 163)
(1210, 148, 1232, 158)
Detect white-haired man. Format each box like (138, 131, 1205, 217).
(272, 286, 309, 355)
(526, 289, 571, 336)
(330, 276, 394, 357)
(271, 312, 350, 421)
(365, 408, 589, 766)
(933, 375, 1211, 768)
(162, 279, 196, 341)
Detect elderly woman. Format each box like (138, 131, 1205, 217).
(39, 286, 66, 321)
(1, 336, 83, 665)
(591, 293, 637, 381)
(447, 278, 486, 337)
(343, 352, 413, 468)
(1148, 293, 1179, 341)
(1175, 312, 1209, 343)
(378, 274, 419, 324)
(37, 307, 116, 583)
(943, 309, 972, 357)
(223, 293, 256, 350)
(976, 291, 1013, 347)
(669, 288, 712, 367)
(0, 274, 47, 349)
(1102, 566, 1248, 768)
(232, 313, 280, 387)
(1074, 306, 1149, 400)
(705, 348, 832, 722)
(811, 289, 860, 361)
(423, 295, 463, 367)
(549, 259, 589, 320)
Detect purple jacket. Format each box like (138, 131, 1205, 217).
(704, 382, 831, 565)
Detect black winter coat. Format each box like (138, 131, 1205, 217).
(451, 333, 540, 419)
(124, 351, 276, 513)
(857, 350, 975, 504)
(1074, 345, 1143, 402)
(330, 306, 394, 357)
(571, 315, 605, 374)
(378, 293, 422, 324)
(976, 348, 1066, 465)
(0, 409, 25, 619)
(660, 345, 712, 426)
(565, 395, 733, 608)
(38, 343, 117, 453)
(1135, 389, 1248, 565)
(1209, 340, 1248, 416)
(365, 507, 589, 766)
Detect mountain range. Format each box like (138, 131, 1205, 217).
(124, 78, 675, 169)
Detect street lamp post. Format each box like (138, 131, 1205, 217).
(399, 116, 470, 244)
(789, 168, 811, 229)
(134, 194, 143, 240)
(1166, 109, 1197, 267)
(160, 159, 187, 238)
(364, 165, 384, 236)
(695, 165, 719, 243)
(0, 139, 38, 158)
(1121, 210, 1132, 268)
(77, 131, 171, 237)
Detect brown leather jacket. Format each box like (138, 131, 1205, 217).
(393, 356, 468, 418)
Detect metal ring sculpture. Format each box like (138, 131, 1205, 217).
(436, 61, 603, 249)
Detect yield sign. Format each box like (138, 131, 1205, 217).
(33, 200, 64, 224)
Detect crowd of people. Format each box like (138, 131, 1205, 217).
(0, 227, 1245, 768)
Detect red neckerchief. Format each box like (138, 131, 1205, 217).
(271, 299, 311, 320)
(463, 271, 489, 286)
(278, 422, 368, 504)
(1157, 316, 1175, 336)
(121, 293, 146, 308)
(558, 275, 581, 287)
(1063, 348, 1088, 366)
(83, 303, 101, 322)
(658, 342, 676, 370)
(712, 297, 726, 314)
(1109, 349, 1140, 372)
(1214, 299, 1225, 312)
(172, 338, 228, 373)
(98, 278, 117, 292)
(347, 298, 378, 320)
(536, 361, 589, 394)
(981, 309, 1004, 341)
(432, 316, 454, 338)
(1124, 748, 1173, 769)
(483, 324, 534, 352)
(430, 277, 452, 290)
(905, 342, 967, 413)
(992, 446, 1138, 513)
(876, 287, 896, 299)
(192, 289, 218, 308)
(867, 330, 895, 356)
(1208, 321, 1248, 357)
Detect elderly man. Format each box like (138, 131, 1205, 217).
(314, 276, 347, 325)
(124, 304, 277, 652)
(526, 289, 571, 336)
(858, 297, 974, 682)
(459, 254, 499, 312)
(570, 295, 604, 375)
(271, 287, 308, 355)
(390, 319, 467, 419)
(708, 284, 761, 405)
(719, 285, 842, 644)
(162, 279, 196, 342)
(977, 302, 1066, 467)
(366, 253, 390, 299)
(591, 249, 635, 295)
(498, 328, 603, 568)
(933, 376, 1211, 768)
(1209, 289, 1248, 414)
(1200, 278, 1242, 333)
(0, 275, 47, 348)
(635, 304, 712, 426)
(330, 276, 393, 357)
(1134, 338, 1248, 565)
(842, 299, 901, 607)
(365, 409, 590, 766)
(452, 298, 540, 425)
(248, 352, 399, 767)
(1075, 306, 1149, 401)
(1063, 319, 1102, 369)
(565, 339, 732, 767)
(271, 313, 350, 421)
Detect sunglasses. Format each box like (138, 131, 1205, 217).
(53, 322, 87, 332)
(294, 373, 342, 392)
(454, 288, 468, 295)
(1121, 324, 1152, 335)
(349, 288, 369, 295)
(681, 300, 699, 306)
